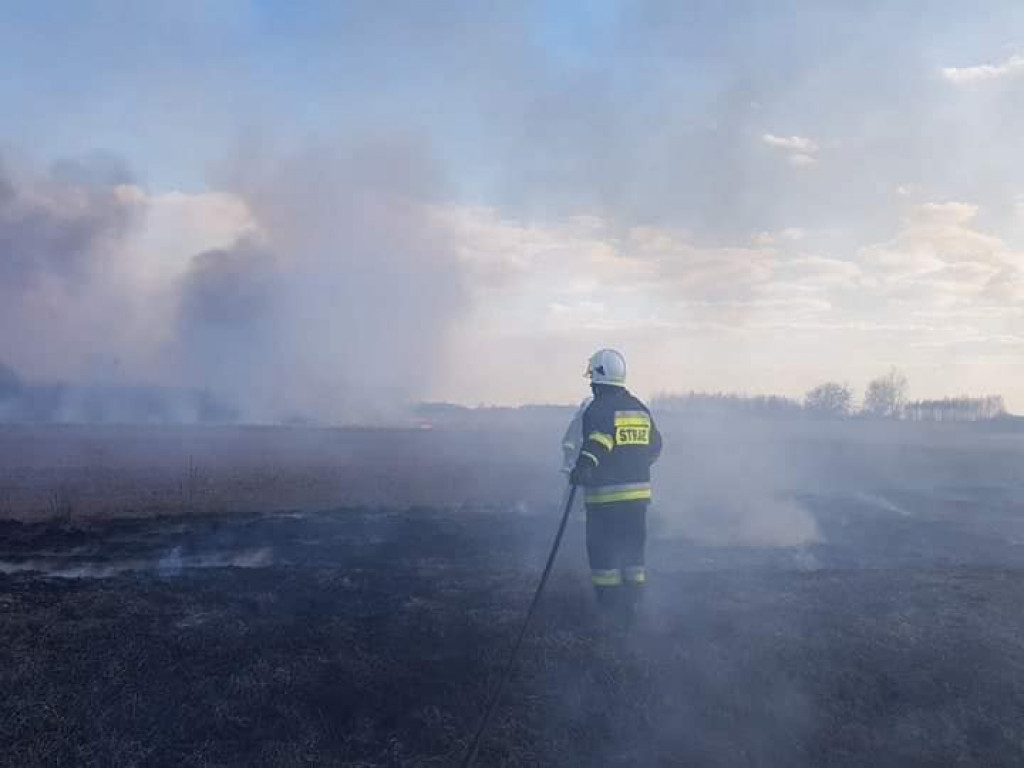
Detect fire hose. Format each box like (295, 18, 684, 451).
(460, 483, 578, 768)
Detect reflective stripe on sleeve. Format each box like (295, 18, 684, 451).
(580, 450, 600, 466)
(591, 569, 623, 586)
(588, 431, 615, 451)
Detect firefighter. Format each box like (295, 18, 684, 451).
(568, 349, 662, 622)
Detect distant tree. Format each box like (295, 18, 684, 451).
(983, 395, 1009, 420)
(804, 382, 853, 418)
(863, 369, 909, 419)
(904, 395, 1007, 422)
(652, 391, 803, 419)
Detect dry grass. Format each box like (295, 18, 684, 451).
(0, 425, 556, 522)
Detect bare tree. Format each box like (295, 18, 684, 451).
(863, 369, 909, 419)
(905, 395, 1008, 422)
(804, 382, 854, 418)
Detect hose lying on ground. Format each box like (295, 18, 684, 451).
(460, 484, 578, 768)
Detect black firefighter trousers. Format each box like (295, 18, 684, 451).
(585, 500, 647, 610)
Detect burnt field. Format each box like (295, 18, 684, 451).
(2, 422, 1024, 766)
(4, 488, 1024, 767)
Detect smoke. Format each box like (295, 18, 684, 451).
(174, 139, 470, 421)
(650, 413, 823, 548)
(0, 156, 144, 384)
(0, 546, 274, 579)
(0, 139, 471, 423)
(0, 154, 137, 288)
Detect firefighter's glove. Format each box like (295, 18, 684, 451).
(569, 459, 595, 487)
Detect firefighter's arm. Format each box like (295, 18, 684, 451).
(571, 405, 615, 486)
(560, 398, 591, 474)
(649, 417, 663, 465)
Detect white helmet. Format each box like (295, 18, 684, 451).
(585, 348, 627, 387)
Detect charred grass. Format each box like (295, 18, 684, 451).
(3, 507, 1024, 766)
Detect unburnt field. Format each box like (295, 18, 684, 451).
(2, 422, 1024, 766)
(0, 424, 560, 521)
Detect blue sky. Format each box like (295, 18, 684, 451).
(2, 2, 1024, 415)
(0, 2, 1015, 190)
(3, 0, 1010, 198)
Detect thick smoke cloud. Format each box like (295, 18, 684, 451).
(175, 140, 470, 421)
(0, 140, 470, 423)
(0, 156, 144, 386)
(0, 156, 137, 290)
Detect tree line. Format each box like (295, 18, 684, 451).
(655, 369, 1011, 422)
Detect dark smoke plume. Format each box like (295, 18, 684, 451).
(0, 155, 144, 387)
(0, 139, 472, 424)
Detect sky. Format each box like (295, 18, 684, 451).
(1, 1, 1023, 417)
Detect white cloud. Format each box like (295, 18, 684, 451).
(856, 201, 1024, 312)
(439, 202, 1024, 344)
(762, 134, 820, 169)
(684, 296, 833, 315)
(788, 153, 817, 168)
(436, 206, 656, 295)
(753, 227, 819, 246)
(410, 197, 1024, 406)
(431, 200, 1024, 409)
(942, 53, 1024, 85)
(912, 334, 1024, 350)
(773, 257, 862, 289)
(762, 134, 820, 154)
(913, 306, 1024, 321)
(627, 227, 777, 300)
(858, 243, 944, 281)
(546, 299, 672, 333)
(908, 202, 980, 227)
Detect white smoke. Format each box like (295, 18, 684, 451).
(0, 546, 274, 579)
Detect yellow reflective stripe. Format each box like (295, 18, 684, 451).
(585, 489, 652, 504)
(589, 482, 650, 494)
(614, 417, 650, 427)
(580, 450, 600, 466)
(615, 410, 648, 419)
(591, 569, 622, 586)
(623, 566, 646, 584)
(588, 431, 615, 451)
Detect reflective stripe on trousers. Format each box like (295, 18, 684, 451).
(623, 565, 646, 584)
(591, 568, 623, 587)
(591, 567, 645, 587)
(584, 482, 652, 504)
